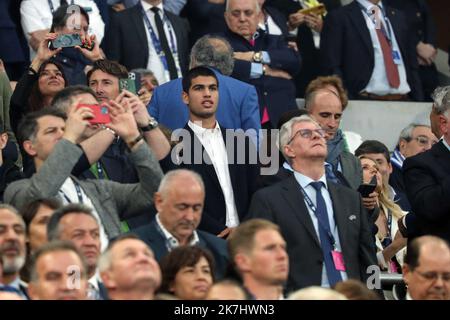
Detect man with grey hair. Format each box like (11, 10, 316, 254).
(46, 203, 107, 299)
(404, 86, 450, 244)
(390, 123, 437, 210)
(133, 169, 229, 278)
(98, 234, 161, 300)
(148, 34, 261, 141)
(429, 86, 450, 138)
(0, 204, 29, 299)
(248, 115, 376, 291)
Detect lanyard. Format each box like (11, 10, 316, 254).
(358, 2, 393, 45)
(59, 179, 84, 204)
(299, 185, 336, 248)
(139, 3, 178, 73)
(48, 0, 75, 13)
(381, 210, 393, 248)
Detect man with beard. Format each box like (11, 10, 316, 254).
(133, 169, 229, 278)
(47, 204, 108, 299)
(164, 66, 259, 238)
(0, 204, 29, 299)
(228, 218, 289, 299)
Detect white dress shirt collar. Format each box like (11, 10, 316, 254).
(188, 120, 221, 136)
(357, 0, 385, 12)
(441, 137, 450, 152)
(141, 0, 164, 12)
(293, 170, 328, 190)
(155, 213, 199, 247)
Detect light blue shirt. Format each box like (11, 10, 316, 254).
(293, 171, 348, 287)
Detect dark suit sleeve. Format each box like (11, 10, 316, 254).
(266, 37, 301, 76)
(319, 11, 344, 78)
(185, 0, 225, 19)
(102, 11, 122, 63)
(9, 72, 38, 134)
(357, 195, 378, 283)
(247, 189, 276, 223)
(403, 156, 450, 222)
(232, 60, 252, 83)
(419, 0, 437, 46)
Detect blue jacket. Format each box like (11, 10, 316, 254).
(148, 69, 261, 142)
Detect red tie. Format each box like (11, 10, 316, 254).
(375, 28, 400, 88)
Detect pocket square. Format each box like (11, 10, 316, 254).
(349, 215, 357, 221)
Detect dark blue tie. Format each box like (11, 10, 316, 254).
(309, 181, 343, 286)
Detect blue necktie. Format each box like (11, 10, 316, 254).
(309, 181, 343, 286)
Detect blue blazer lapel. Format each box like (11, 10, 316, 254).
(142, 220, 169, 261)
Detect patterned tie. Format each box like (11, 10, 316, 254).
(150, 7, 178, 80)
(374, 12, 400, 88)
(309, 181, 343, 286)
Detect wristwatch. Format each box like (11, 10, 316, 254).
(140, 117, 159, 132)
(253, 51, 263, 63)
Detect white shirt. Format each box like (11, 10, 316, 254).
(188, 121, 240, 228)
(141, 0, 181, 85)
(293, 171, 348, 287)
(20, 0, 105, 59)
(259, 15, 282, 36)
(155, 213, 199, 248)
(59, 177, 108, 251)
(357, 0, 410, 95)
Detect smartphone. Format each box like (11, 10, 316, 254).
(119, 72, 141, 94)
(357, 175, 377, 198)
(77, 104, 110, 125)
(50, 33, 82, 50)
(297, 4, 326, 16)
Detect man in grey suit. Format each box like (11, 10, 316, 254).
(248, 115, 377, 292)
(4, 99, 163, 243)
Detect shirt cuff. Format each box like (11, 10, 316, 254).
(250, 63, 263, 79)
(262, 51, 271, 64)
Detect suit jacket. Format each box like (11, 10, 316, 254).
(103, 4, 189, 74)
(320, 1, 423, 101)
(133, 219, 229, 278)
(4, 139, 163, 239)
(222, 29, 301, 127)
(403, 141, 450, 242)
(248, 175, 377, 292)
(339, 150, 363, 190)
(162, 124, 260, 235)
(148, 68, 261, 140)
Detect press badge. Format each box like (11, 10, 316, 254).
(332, 250, 346, 271)
(392, 50, 402, 65)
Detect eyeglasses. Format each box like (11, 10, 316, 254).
(287, 129, 326, 144)
(414, 270, 450, 282)
(412, 136, 437, 147)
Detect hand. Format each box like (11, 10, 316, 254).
(0, 133, 8, 150)
(288, 41, 298, 52)
(111, 3, 126, 12)
(362, 191, 379, 210)
(115, 89, 151, 127)
(63, 98, 94, 144)
(416, 42, 437, 65)
(29, 29, 50, 51)
(264, 65, 292, 79)
(137, 87, 152, 106)
(76, 34, 104, 62)
(234, 51, 255, 62)
(217, 227, 235, 239)
(106, 100, 141, 142)
(288, 12, 306, 29)
(33, 33, 62, 67)
(305, 14, 323, 32)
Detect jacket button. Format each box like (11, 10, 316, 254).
(264, 92, 268, 96)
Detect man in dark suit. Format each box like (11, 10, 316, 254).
(133, 169, 229, 278)
(162, 66, 259, 237)
(248, 115, 377, 291)
(404, 89, 450, 243)
(222, 0, 301, 128)
(148, 34, 261, 143)
(103, 0, 189, 85)
(320, 0, 423, 101)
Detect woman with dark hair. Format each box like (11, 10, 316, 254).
(9, 35, 67, 134)
(159, 246, 215, 300)
(19, 198, 62, 282)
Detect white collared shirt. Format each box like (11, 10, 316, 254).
(59, 177, 108, 251)
(357, 0, 410, 95)
(442, 137, 450, 151)
(141, 0, 181, 85)
(293, 171, 348, 287)
(188, 121, 240, 228)
(20, 0, 105, 58)
(155, 213, 200, 247)
(259, 15, 282, 36)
